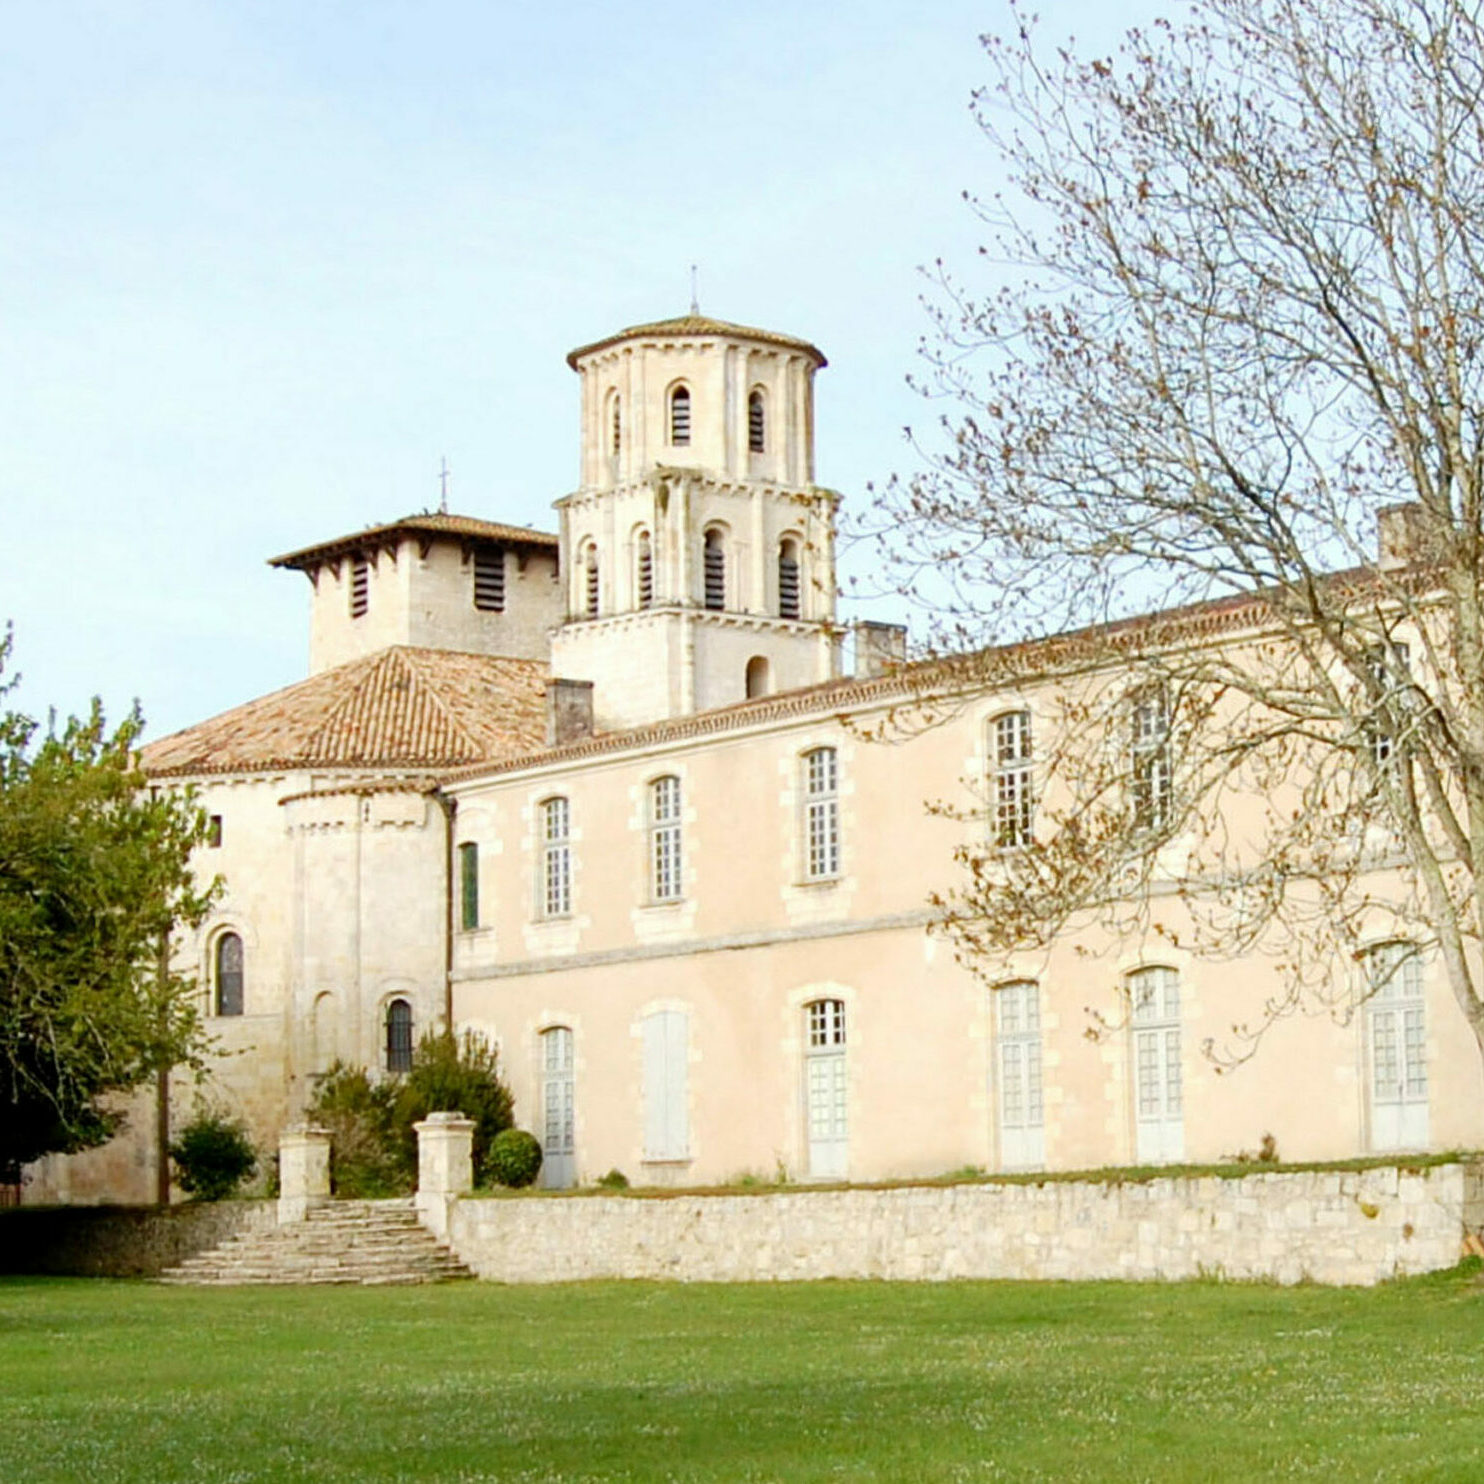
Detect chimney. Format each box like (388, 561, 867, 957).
(545, 678, 594, 747)
(1377, 502, 1440, 570)
(854, 620, 908, 678)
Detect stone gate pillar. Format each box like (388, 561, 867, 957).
(415, 1111, 475, 1238)
(278, 1123, 331, 1225)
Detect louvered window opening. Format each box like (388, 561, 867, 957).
(349, 556, 370, 618)
(703, 532, 725, 611)
(458, 841, 479, 931)
(611, 395, 621, 455)
(542, 797, 572, 918)
(804, 746, 841, 880)
(748, 390, 765, 452)
(778, 544, 801, 620)
(385, 998, 413, 1074)
(637, 533, 653, 608)
(216, 933, 244, 1017)
(994, 711, 1034, 849)
(473, 547, 505, 612)
(670, 386, 691, 445)
(649, 775, 683, 902)
(584, 548, 599, 618)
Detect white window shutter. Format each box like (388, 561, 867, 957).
(642, 1010, 689, 1160)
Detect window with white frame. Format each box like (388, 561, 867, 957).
(805, 998, 848, 1177)
(1365, 941, 1428, 1149)
(1130, 686, 1173, 830)
(994, 980, 1044, 1168)
(648, 775, 683, 903)
(540, 797, 572, 918)
(992, 710, 1034, 848)
(1128, 965, 1183, 1163)
(1365, 642, 1412, 769)
(641, 1008, 689, 1160)
(541, 1025, 576, 1188)
(803, 747, 840, 880)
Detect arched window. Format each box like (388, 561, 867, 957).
(778, 538, 801, 620)
(583, 543, 599, 618)
(669, 384, 691, 446)
(802, 747, 840, 880)
(311, 992, 334, 1075)
(991, 711, 1034, 848)
(703, 529, 725, 611)
(214, 932, 244, 1017)
(1128, 966, 1182, 1163)
(541, 797, 572, 918)
(609, 391, 622, 456)
(649, 775, 683, 903)
(804, 998, 847, 1177)
(748, 389, 766, 453)
(636, 530, 654, 609)
(745, 655, 772, 698)
(385, 998, 413, 1074)
(541, 1025, 575, 1188)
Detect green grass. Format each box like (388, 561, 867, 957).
(5, 1270, 1484, 1481)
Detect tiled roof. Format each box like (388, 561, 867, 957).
(140, 646, 549, 777)
(269, 513, 558, 572)
(566, 314, 827, 370)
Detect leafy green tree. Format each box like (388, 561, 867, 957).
(0, 636, 216, 1180)
(168, 1109, 258, 1201)
(308, 1062, 407, 1197)
(393, 1030, 514, 1185)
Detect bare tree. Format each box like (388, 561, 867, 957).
(866, 0, 1484, 1065)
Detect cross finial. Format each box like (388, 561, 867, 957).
(438, 456, 450, 514)
(689, 264, 699, 317)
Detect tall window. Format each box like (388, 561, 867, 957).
(994, 981, 1045, 1169)
(805, 998, 848, 1177)
(649, 775, 683, 902)
(385, 998, 413, 1074)
(458, 841, 479, 931)
(541, 1026, 576, 1188)
(669, 385, 691, 445)
(583, 544, 599, 618)
(1365, 941, 1428, 1149)
(1129, 966, 1183, 1163)
(636, 530, 654, 609)
(748, 389, 766, 452)
(803, 747, 841, 880)
(1131, 687, 1172, 830)
(609, 392, 622, 456)
(541, 797, 572, 918)
(778, 538, 801, 620)
(473, 547, 505, 612)
(993, 711, 1034, 848)
(349, 555, 370, 618)
(215, 932, 244, 1017)
(1366, 642, 1412, 769)
(703, 529, 725, 610)
(642, 1009, 689, 1160)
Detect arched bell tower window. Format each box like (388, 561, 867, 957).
(703, 528, 726, 611)
(748, 389, 766, 453)
(582, 543, 600, 618)
(778, 537, 802, 620)
(214, 932, 244, 1018)
(609, 391, 622, 456)
(669, 385, 691, 446)
(636, 530, 654, 609)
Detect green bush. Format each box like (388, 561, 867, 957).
(309, 1063, 408, 1197)
(487, 1128, 543, 1188)
(393, 1031, 514, 1186)
(595, 1167, 629, 1190)
(168, 1111, 257, 1201)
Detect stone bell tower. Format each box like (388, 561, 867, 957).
(548, 313, 841, 732)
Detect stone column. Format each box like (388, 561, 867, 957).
(278, 1123, 331, 1225)
(415, 1111, 475, 1238)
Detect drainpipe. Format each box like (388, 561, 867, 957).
(436, 790, 457, 1032)
(155, 931, 171, 1206)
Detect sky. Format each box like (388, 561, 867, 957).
(1, 0, 1158, 740)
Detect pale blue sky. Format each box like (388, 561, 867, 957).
(1, 1, 1155, 738)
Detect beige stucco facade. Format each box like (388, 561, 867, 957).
(23, 310, 1484, 1206)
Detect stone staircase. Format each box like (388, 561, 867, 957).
(159, 1199, 474, 1286)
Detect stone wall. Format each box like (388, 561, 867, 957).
(0, 1200, 275, 1278)
(447, 1162, 1484, 1287)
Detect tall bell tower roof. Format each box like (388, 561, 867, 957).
(566, 313, 826, 370)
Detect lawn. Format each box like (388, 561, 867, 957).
(5, 1269, 1484, 1482)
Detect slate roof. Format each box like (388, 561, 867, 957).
(566, 314, 827, 369)
(140, 646, 549, 777)
(269, 513, 558, 573)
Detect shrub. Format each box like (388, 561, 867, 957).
(308, 1062, 408, 1197)
(169, 1111, 257, 1201)
(487, 1128, 543, 1188)
(595, 1167, 629, 1190)
(392, 1031, 514, 1186)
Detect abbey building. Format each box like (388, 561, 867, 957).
(24, 312, 1484, 1203)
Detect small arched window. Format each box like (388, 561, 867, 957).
(636, 530, 653, 609)
(748, 389, 766, 453)
(778, 538, 801, 620)
(609, 391, 622, 456)
(746, 655, 772, 698)
(385, 998, 413, 1074)
(669, 385, 691, 446)
(215, 932, 244, 1017)
(703, 529, 725, 611)
(583, 543, 600, 618)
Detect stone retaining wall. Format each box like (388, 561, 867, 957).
(447, 1162, 1484, 1287)
(0, 1200, 275, 1277)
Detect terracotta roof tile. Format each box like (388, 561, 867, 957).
(566, 314, 826, 369)
(141, 646, 548, 777)
(270, 513, 558, 572)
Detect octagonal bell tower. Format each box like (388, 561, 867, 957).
(549, 313, 841, 731)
